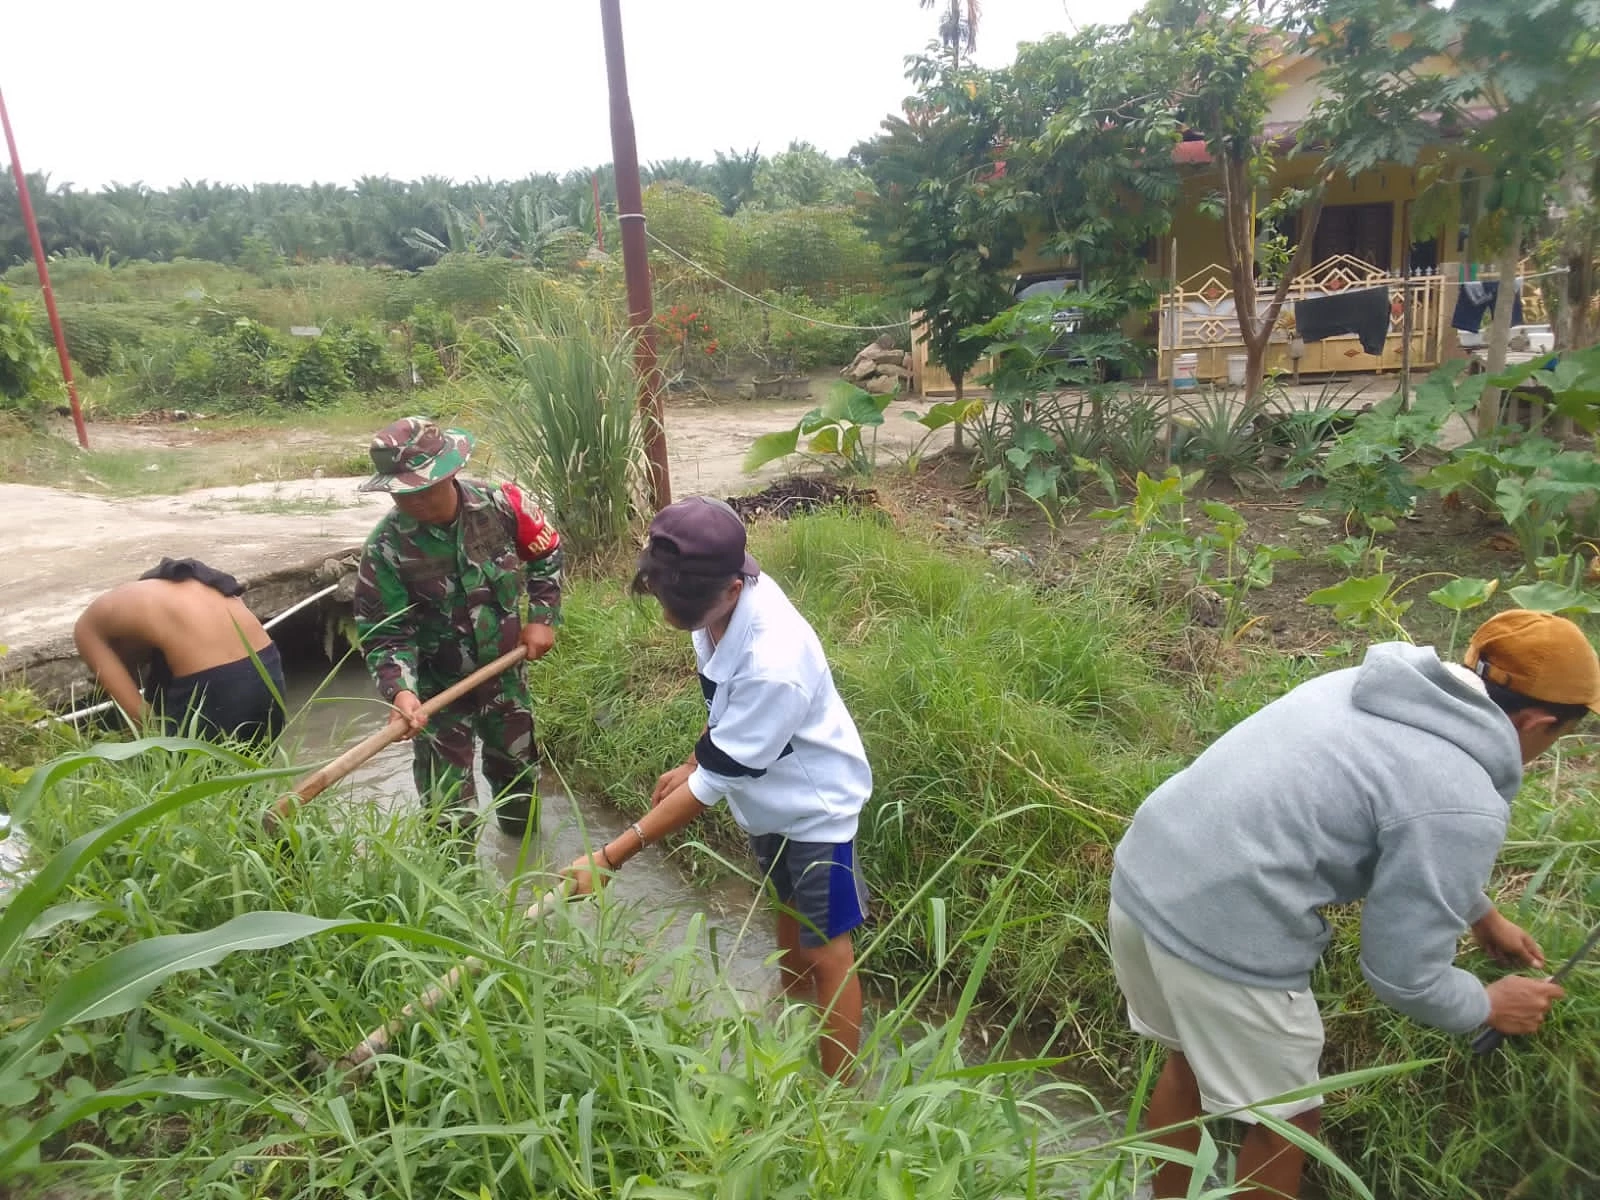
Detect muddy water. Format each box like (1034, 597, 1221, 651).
(280, 657, 778, 1009)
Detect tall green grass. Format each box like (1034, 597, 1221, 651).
(476, 281, 645, 555)
(532, 509, 1600, 1200)
(1, 734, 1185, 1198)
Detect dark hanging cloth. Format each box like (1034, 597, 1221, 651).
(139, 557, 246, 597)
(1450, 280, 1524, 334)
(1294, 288, 1391, 356)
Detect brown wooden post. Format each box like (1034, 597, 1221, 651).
(599, 0, 671, 509)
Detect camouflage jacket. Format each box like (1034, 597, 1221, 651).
(353, 478, 562, 701)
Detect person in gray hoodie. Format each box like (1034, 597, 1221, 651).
(1109, 610, 1600, 1199)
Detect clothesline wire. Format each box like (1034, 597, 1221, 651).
(618, 217, 913, 333)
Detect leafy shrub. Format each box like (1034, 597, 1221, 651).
(326, 320, 400, 391)
(284, 335, 350, 406)
(412, 253, 522, 317)
(758, 291, 863, 373)
(0, 286, 51, 413)
(728, 206, 882, 298)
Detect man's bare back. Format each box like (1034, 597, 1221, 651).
(82, 579, 272, 674)
(74, 574, 285, 738)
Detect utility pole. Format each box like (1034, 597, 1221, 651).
(599, 0, 670, 510)
(0, 86, 88, 449)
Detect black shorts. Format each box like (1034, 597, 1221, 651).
(150, 644, 286, 743)
(748, 834, 869, 948)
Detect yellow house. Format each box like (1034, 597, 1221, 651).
(913, 44, 1505, 393)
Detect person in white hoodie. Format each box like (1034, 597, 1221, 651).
(565, 497, 872, 1078)
(1109, 610, 1600, 1199)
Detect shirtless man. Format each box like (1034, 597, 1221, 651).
(73, 558, 286, 741)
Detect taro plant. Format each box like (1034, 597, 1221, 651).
(743, 380, 894, 477)
(1505, 545, 1600, 616)
(1419, 437, 1600, 570)
(1426, 576, 1500, 655)
(1091, 478, 1296, 641)
(1190, 500, 1302, 641)
(898, 396, 985, 474)
(1312, 364, 1484, 530)
(1307, 556, 1492, 641)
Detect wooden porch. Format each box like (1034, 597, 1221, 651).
(1157, 254, 1447, 383)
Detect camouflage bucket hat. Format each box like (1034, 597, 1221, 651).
(358, 416, 474, 494)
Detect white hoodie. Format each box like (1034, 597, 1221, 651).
(685, 575, 871, 842)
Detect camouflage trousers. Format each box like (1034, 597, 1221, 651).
(411, 668, 539, 830)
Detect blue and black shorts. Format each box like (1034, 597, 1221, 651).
(748, 834, 870, 948)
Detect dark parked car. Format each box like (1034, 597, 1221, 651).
(1012, 270, 1123, 380)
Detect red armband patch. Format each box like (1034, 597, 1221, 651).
(502, 483, 561, 560)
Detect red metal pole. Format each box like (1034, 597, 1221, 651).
(591, 172, 605, 254)
(599, 0, 670, 510)
(0, 86, 88, 449)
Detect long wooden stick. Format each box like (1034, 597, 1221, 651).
(335, 885, 567, 1078)
(268, 646, 527, 823)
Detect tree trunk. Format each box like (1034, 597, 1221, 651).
(1477, 220, 1522, 437)
(1570, 250, 1594, 351)
(1217, 144, 1328, 401)
(952, 370, 965, 450)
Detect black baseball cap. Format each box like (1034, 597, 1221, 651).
(646, 496, 760, 577)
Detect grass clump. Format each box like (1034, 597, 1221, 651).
(536, 510, 1193, 1022)
(476, 281, 645, 555)
(0, 736, 1151, 1197)
(532, 507, 1600, 1200)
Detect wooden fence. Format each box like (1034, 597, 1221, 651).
(1158, 255, 1447, 382)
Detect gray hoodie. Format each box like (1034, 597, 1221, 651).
(1111, 642, 1523, 1034)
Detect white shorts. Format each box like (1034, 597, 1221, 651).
(1108, 901, 1325, 1122)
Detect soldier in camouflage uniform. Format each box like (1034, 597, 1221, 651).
(352, 417, 562, 836)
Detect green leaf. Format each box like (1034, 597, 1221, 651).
(1, 748, 301, 974)
(1427, 577, 1499, 613)
(807, 426, 842, 455)
(0, 1076, 262, 1174)
(1022, 463, 1058, 500)
(0, 912, 364, 1081)
(741, 428, 801, 474)
(824, 381, 889, 427)
(1507, 582, 1600, 615)
(1307, 574, 1394, 608)
(909, 398, 984, 431)
(1012, 425, 1055, 455)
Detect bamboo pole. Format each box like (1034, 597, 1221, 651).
(333, 884, 567, 1078)
(266, 646, 527, 827)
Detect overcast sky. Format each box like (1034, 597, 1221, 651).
(4, 0, 1139, 191)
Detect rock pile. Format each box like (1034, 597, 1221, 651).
(843, 335, 912, 395)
